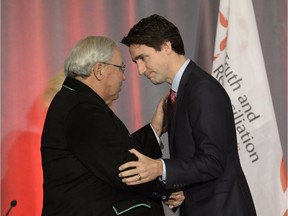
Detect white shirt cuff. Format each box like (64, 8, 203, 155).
(159, 159, 167, 182)
(150, 124, 161, 144)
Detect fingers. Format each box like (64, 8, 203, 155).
(165, 200, 183, 209)
(119, 149, 161, 185)
(159, 95, 168, 106)
(170, 191, 185, 197)
(120, 172, 149, 185)
(163, 93, 169, 100)
(118, 150, 145, 185)
(118, 165, 141, 185)
(118, 161, 137, 172)
(118, 149, 141, 171)
(123, 175, 146, 185)
(128, 148, 142, 158)
(119, 161, 150, 185)
(123, 174, 143, 185)
(165, 192, 185, 209)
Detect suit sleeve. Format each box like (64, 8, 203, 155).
(66, 103, 168, 199)
(132, 124, 163, 159)
(164, 80, 235, 189)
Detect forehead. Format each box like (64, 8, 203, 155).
(129, 44, 155, 58)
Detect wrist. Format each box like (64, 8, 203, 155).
(157, 159, 163, 177)
(151, 123, 162, 137)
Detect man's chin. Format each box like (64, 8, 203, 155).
(149, 78, 162, 85)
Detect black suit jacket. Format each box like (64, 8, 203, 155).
(164, 61, 257, 216)
(41, 78, 168, 216)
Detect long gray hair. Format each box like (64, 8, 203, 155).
(64, 36, 118, 78)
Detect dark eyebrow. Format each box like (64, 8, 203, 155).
(133, 54, 144, 63)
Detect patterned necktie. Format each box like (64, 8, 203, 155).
(169, 89, 176, 105)
(168, 89, 176, 132)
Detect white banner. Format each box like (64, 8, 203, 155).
(212, 0, 287, 215)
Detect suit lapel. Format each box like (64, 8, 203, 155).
(169, 61, 196, 148)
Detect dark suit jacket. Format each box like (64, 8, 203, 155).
(41, 77, 168, 216)
(164, 61, 257, 216)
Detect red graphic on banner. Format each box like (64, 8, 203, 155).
(220, 11, 228, 27)
(280, 156, 287, 192)
(213, 11, 228, 61)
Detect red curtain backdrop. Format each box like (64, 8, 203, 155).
(1, 0, 286, 215)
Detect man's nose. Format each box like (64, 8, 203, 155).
(137, 62, 146, 75)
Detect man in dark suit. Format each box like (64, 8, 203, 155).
(119, 14, 257, 215)
(41, 36, 173, 216)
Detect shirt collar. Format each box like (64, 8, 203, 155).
(171, 59, 190, 95)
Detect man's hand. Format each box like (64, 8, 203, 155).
(165, 191, 185, 209)
(119, 149, 163, 185)
(151, 94, 169, 137)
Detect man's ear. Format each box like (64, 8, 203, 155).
(162, 41, 172, 54)
(92, 63, 103, 80)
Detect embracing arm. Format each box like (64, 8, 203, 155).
(132, 95, 168, 158)
(119, 95, 169, 183)
(66, 103, 169, 199)
(132, 125, 162, 159)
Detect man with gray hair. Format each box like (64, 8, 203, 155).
(41, 36, 173, 216)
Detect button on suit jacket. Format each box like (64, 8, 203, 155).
(41, 77, 168, 216)
(164, 61, 257, 216)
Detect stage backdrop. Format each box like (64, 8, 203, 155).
(1, 0, 286, 215)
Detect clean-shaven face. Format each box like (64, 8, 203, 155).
(129, 44, 169, 85)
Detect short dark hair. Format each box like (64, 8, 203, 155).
(121, 14, 185, 55)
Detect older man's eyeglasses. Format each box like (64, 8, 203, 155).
(101, 62, 126, 73)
